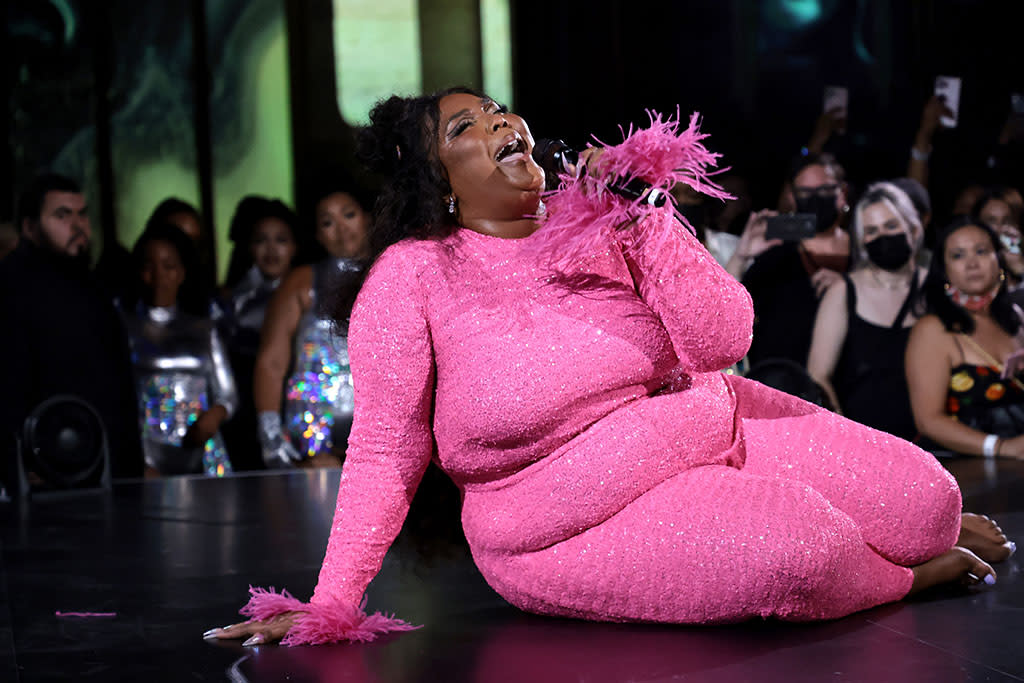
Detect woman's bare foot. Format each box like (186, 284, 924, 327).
(909, 547, 995, 596)
(958, 513, 1015, 563)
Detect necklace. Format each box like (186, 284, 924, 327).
(868, 266, 911, 291)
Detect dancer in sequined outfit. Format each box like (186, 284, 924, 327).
(209, 89, 1014, 647)
(123, 224, 236, 476)
(253, 188, 370, 468)
(219, 197, 300, 471)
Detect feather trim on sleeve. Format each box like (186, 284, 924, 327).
(524, 110, 731, 269)
(241, 585, 419, 646)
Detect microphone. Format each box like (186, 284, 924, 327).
(532, 138, 668, 208)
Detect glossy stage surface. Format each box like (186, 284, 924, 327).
(2, 457, 1023, 682)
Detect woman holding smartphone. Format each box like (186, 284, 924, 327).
(735, 154, 850, 367)
(905, 216, 1024, 457)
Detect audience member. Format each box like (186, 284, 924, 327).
(673, 172, 752, 268)
(711, 172, 754, 237)
(146, 198, 218, 304)
(737, 154, 851, 367)
(952, 184, 986, 217)
(807, 182, 926, 440)
(905, 217, 1024, 456)
(120, 224, 237, 476)
(0, 174, 143, 484)
(253, 186, 370, 468)
(219, 196, 300, 470)
(907, 95, 955, 192)
(990, 105, 1024, 193)
(972, 187, 1024, 300)
(805, 105, 847, 157)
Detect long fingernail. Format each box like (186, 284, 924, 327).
(203, 628, 221, 639)
(984, 574, 997, 586)
(242, 634, 265, 647)
(1009, 541, 1017, 555)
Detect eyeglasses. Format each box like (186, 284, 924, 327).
(793, 184, 839, 200)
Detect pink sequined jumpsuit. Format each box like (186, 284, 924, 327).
(311, 209, 960, 626)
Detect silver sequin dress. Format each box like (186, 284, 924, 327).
(123, 305, 237, 476)
(283, 258, 361, 459)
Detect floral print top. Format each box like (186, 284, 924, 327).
(947, 364, 1024, 435)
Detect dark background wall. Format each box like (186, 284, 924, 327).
(511, 0, 1024, 212)
(5, 0, 1024, 270)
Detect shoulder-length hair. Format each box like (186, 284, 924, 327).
(918, 216, 1019, 335)
(850, 181, 923, 268)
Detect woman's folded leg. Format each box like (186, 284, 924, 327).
(728, 374, 961, 566)
(473, 464, 914, 624)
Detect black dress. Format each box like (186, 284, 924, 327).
(832, 273, 918, 440)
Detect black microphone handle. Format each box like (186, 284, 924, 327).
(532, 139, 668, 208)
(606, 176, 669, 208)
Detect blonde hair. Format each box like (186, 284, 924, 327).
(851, 181, 923, 268)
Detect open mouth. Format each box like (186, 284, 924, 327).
(495, 135, 527, 162)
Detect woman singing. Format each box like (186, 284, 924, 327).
(207, 88, 1012, 647)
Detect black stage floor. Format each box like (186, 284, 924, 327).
(2, 457, 1023, 682)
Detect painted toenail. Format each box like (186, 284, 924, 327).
(984, 574, 997, 586)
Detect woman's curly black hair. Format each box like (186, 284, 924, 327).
(918, 215, 1020, 335)
(333, 86, 486, 330)
(356, 86, 484, 256)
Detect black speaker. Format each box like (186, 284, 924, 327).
(14, 395, 111, 497)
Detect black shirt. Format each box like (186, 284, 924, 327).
(742, 242, 822, 368)
(0, 242, 143, 480)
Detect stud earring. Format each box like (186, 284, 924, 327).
(447, 195, 456, 215)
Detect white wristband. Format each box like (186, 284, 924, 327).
(983, 434, 999, 458)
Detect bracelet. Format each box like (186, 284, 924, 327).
(982, 433, 999, 458)
(910, 146, 931, 162)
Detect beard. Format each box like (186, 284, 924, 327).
(34, 228, 92, 272)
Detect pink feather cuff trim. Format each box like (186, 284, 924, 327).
(240, 586, 419, 646)
(525, 109, 730, 269)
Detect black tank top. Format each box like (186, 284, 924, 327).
(833, 273, 918, 440)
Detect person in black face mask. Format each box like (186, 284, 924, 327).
(807, 182, 926, 440)
(794, 183, 841, 235)
(740, 154, 851, 369)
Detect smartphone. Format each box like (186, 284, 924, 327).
(823, 86, 848, 114)
(934, 76, 962, 128)
(765, 213, 817, 242)
(824, 85, 848, 133)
